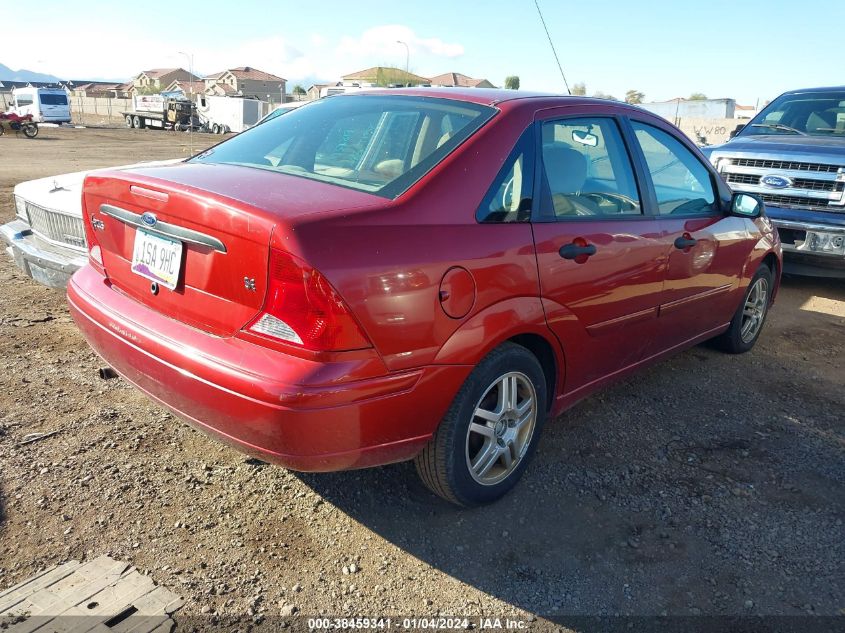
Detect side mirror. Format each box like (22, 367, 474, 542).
(730, 192, 764, 218)
(729, 124, 745, 139)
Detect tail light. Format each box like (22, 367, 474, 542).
(245, 249, 371, 352)
(81, 196, 107, 276)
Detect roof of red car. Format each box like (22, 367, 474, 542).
(342, 86, 630, 109)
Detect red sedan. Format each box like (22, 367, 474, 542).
(67, 89, 781, 506)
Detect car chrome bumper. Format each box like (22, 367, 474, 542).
(66, 265, 469, 471)
(1, 218, 88, 288)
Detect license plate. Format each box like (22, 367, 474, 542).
(131, 229, 183, 290)
(800, 231, 845, 256)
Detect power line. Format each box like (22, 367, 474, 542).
(534, 0, 571, 95)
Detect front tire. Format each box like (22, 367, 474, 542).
(415, 342, 547, 506)
(714, 264, 773, 354)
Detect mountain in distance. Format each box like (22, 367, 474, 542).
(0, 63, 61, 83)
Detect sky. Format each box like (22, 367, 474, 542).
(2, 0, 840, 104)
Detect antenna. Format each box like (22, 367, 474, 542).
(534, 0, 571, 95)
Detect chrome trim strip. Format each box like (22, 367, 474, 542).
(100, 204, 227, 253)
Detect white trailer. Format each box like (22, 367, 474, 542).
(195, 95, 265, 134)
(10, 87, 71, 123)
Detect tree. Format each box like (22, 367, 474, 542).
(292, 85, 306, 96)
(593, 91, 618, 101)
(571, 82, 586, 96)
(504, 75, 520, 90)
(689, 93, 707, 100)
(625, 89, 645, 104)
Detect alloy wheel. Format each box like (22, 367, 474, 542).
(465, 371, 537, 486)
(740, 277, 769, 343)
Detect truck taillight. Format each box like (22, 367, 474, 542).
(245, 249, 371, 352)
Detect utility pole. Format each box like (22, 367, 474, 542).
(178, 51, 195, 155)
(396, 40, 409, 84)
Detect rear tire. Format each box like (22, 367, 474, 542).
(132, 115, 144, 129)
(415, 342, 547, 506)
(211, 123, 220, 135)
(23, 124, 38, 138)
(713, 264, 773, 354)
(125, 114, 134, 128)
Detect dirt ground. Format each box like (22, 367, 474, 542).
(0, 127, 843, 629)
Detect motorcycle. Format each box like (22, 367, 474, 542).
(0, 112, 39, 138)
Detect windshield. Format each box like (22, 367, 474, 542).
(191, 94, 496, 198)
(741, 90, 845, 138)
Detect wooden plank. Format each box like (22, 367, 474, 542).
(0, 557, 183, 633)
(0, 561, 82, 611)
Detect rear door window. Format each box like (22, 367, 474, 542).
(538, 117, 642, 219)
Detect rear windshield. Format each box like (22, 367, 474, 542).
(742, 91, 845, 137)
(39, 93, 69, 106)
(190, 94, 496, 198)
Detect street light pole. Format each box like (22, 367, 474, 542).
(178, 50, 194, 154)
(396, 40, 409, 84)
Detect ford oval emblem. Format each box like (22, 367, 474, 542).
(141, 211, 157, 227)
(761, 174, 792, 189)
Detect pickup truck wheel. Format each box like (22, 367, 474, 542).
(714, 265, 773, 354)
(415, 342, 547, 506)
(125, 115, 134, 128)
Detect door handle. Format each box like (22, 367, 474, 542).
(559, 242, 597, 260)
(674, 235, 698, 250)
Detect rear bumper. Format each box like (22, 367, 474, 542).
(67, 265, 470, 471)
(1, 219, 87, 288)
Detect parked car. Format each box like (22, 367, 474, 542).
(67, 89, 781, 506)
(2, 160, 182, 288)
(702, 86, 845, 277)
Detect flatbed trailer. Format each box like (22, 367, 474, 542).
(121, 94, 196, 130)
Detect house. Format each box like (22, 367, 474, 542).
(429, 72, 495, 89)
(69, 82, 129, 98)
(735, 103, 763, 119)
(163, 79, 206, 98)
(132, 68, 200, 94)
(306, 82, 343, 101)
(202, 67, 286, 102)
(341, 67, 429, 87)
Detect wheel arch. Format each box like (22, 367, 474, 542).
(507, 333, 557, 412)
(432, 296, 564, 411)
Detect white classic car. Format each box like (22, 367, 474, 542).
(2, 160, 182, 288)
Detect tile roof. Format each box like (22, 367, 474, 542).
(166, 80, 206, 95)
(206, 67, 286, 82)
(429, 72, 493, 88)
